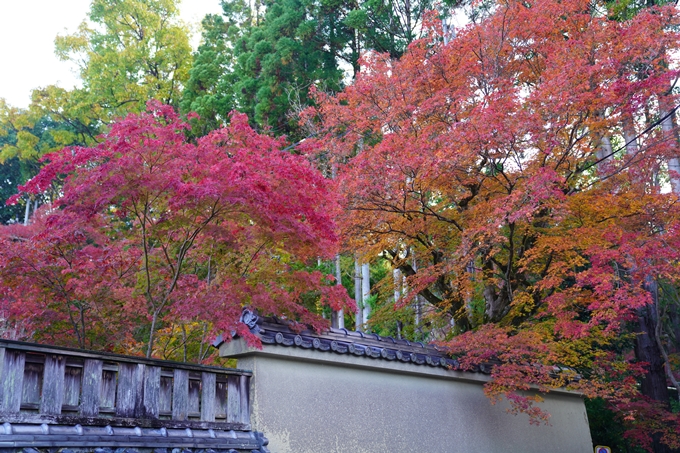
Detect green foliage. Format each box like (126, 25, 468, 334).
(670, 398, 680, 414)
(605, 0, 676, 20)
(54, 0, 192, 122)
(0, 0, 193, 225)
(186, 0, 347, 139)
(0, 158, 26, 224)
(585, 398, 647, 453)
(347, 0, 433, 58)
(0, 100, 85, 223)
(182, 0, 446, 138)
(180, 4, 252, 135)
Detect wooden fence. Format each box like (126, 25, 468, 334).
(0, 339, 252, 431)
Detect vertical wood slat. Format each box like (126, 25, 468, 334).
(116, 363, 144, 418)
(239, 375, 250, 425)
(100, 368, 117, 410)
(226, 375, 241, 423)
(80, 359, 102, 416)
(143, 366, 160, 419)
(0, 349, 25, 413)
(201, 372, 216, 421)
(0, 343, 251, 428)
(215, 379, 228, 419)
(22, 362, 44, 406)
(159, 375, 172, 414)
(40, 354, 66, 415)
(188, 378, 201, 415)
(63, 366, 83, 407)
(172, 369, 189, 420)
(0, 348, 5, 409)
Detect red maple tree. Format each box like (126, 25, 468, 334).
(307, 1, 680, 450)
(0, 102, 353, 359)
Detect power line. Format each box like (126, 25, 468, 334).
(572, 102, 680, 178)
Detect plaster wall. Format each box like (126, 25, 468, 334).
(220, 340, 593, 453)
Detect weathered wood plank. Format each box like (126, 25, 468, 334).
(239, 375, 250, 425)
(133, 365, 145, 417)
(0, 347, 5, 409)
(159, 374, 172, 415)
(116, 363, 144, 418)
(22, 362, 43, 406)
(188, 377, 200, 417)
(0, 349, 26, 413)
(215, 379, 227, 419)
(0, 341, 251, 431)
(40, 354, 66, 415)
(62, 366, 82, 408)
(100, 368, 117, 411)
(200, 372, 216, 421)
(0, 339, 252, 376)
(172, 369, 189, 421)
(80, 359, 102, 416)
(226, 375, 240, 424)
(142, 365, 160, 419)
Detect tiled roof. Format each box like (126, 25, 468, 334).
(0, 423, 270, 452)
(221, 310, 493, 375)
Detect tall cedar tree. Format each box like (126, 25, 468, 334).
(181, 0, 446, 139)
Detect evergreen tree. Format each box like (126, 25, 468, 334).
(180, 2, 253, 135)
(182, 0, 449, 139)
(183, 0, 350, 139)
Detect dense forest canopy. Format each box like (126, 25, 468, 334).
(2, 0, 680, 451)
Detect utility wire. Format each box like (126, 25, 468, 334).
(572, 102, 680, 179)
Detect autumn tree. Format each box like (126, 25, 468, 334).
(0, 102, 352, 359)
(0, 98, 88, 223)
(181, 0, 457, 141)
(54, 0, 192, 123)
(0, 0, 194, 224)
(310, 2, 680, 450)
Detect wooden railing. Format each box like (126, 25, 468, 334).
(0, 339, 251, 430)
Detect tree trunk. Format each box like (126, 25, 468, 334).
(635, 303, 672, 453)
(625, 112, 670, 403)
(361, 263, 371, 329)
(23, 198, 30, 226)
(147, 310, 159, 358)
(622, 113, 638, 156)
(597, 135, 613, 162)
(354, 258, 363, 330)
(668, 303, 680, 354)
(631, 105, 675, 453)
(483, 260, 509, 322)
(442, 17, 455, 45)
(332, 255, 344, 329)
(660, 100, 680, 194)
(635, 304, 670, 405)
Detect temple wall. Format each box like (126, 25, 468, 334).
(219, 339, 593, 453)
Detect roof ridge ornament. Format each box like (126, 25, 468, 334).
(241, 308, 259, 331)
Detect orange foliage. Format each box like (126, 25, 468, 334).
(309, 0, 680, 447)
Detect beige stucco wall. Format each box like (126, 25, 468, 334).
(220, 339, 593, 453)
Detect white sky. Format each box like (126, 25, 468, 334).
(0, 0, 224, 108)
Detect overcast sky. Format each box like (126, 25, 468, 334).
(0, 0, 224, 108)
